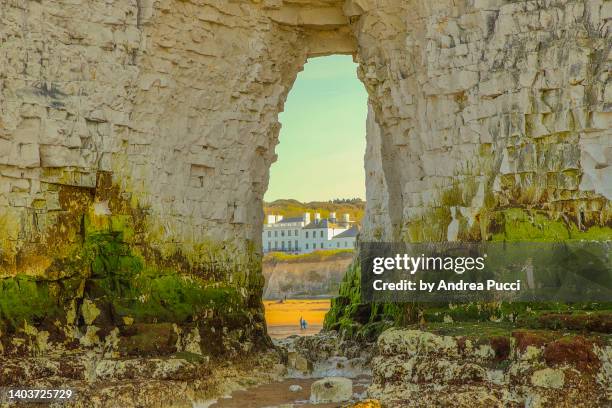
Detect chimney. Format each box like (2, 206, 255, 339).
(329, 212, 337, 222)
(314, 213, 321, 223)
(342, 213, 350, 227)
(303, 212, 311, 224)
(267, 214, 276, 224)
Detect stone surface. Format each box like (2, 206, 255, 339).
(275, 332, 373, 378)
(531, 368, 565, 389)
(357, 0, 612, 243)
(310, 376, 353, 404)
(368, 328, 610, 407)
(0, 349, 285, 408)
(287, 351, 313, 373)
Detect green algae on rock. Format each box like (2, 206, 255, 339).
(0, 173, 268, 358)
(324, 199, 611, 340)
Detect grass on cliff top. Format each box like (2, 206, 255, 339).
(264, 199, 365, 223)
(263, 249, 355, 264)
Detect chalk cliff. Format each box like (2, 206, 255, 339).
(0, 0, 610, 359)
(262, 254, 353, 299)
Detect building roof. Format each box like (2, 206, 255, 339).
(304, 219, 331, 229)
(303, 219, 348, 229)
(333, 226, 359, 238)
(304, 220, 325, 229)
(277, 217, 304, 224)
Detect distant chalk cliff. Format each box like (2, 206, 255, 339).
(262, 253, 354, 299)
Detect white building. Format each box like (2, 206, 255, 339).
(328, 226, 358, 250)
(263, 212, 357, 254)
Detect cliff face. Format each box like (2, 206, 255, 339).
(359, 0, 611, 242)
(0, 0, 610, 357)
(0, 0, 350, 356)
(262, 256, 353, 299)
(331, 0, 612, 336)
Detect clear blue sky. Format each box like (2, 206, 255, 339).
(264, 55, 368, 202)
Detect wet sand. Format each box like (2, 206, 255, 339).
(209, 376, 370, 408)
(209, 378, 336, 408)
(264, 299, 331, 339)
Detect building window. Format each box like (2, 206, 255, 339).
(294, 229, 298, 236)
(288, 230, 291, 237)
(288, 241, 292, 249)
(295, 240, 298, 248)
(282, 241, 285, 249)
(267, 231, 271, 237)
(336, 242, 340, 248)
(345, 241, 348, 247)
(320, 243, 324, 249)
(268, 242, 271, 250)
(305, 231, 309, 238)
(274, 241, 277, 249)
(320, 231, 323, 238)
(274, 231, 278, 237)
(306, 243, 309, 249)
(281, 231, 285, 237)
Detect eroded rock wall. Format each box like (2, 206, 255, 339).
(0, 0, 610, 357)
(334, 0, 612, 336)
(0, 0, 352, 356)
(357, 0, 612, 242)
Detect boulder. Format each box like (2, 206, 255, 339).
(309, 377, 352, 404)
(287, 351, 312, 373)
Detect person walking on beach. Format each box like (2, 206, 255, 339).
(299, 316, 304, 330)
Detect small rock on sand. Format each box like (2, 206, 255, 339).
(289, 384, 302, 392)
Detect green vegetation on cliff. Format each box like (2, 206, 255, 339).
(83, 231, 246, 326)
(263, 249, 354, 264)
(264, 199, 365, 223)
(324, 196, 612, 340)
(491, 208, 612, 242)
(0, 275, 73, 332)
(324, 259, 402, 341)
(325, 257, 611, 341)
(0, 173, 269, 357)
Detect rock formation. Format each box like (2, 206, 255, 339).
(262, 252, 353, 299)
(309, 376, 353, 403)
(0, 0, 610, 365)
(368, 328, 611, 407)
(358, 0, 611, 242)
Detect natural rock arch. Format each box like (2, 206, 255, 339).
(0, 0, 610, 355)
